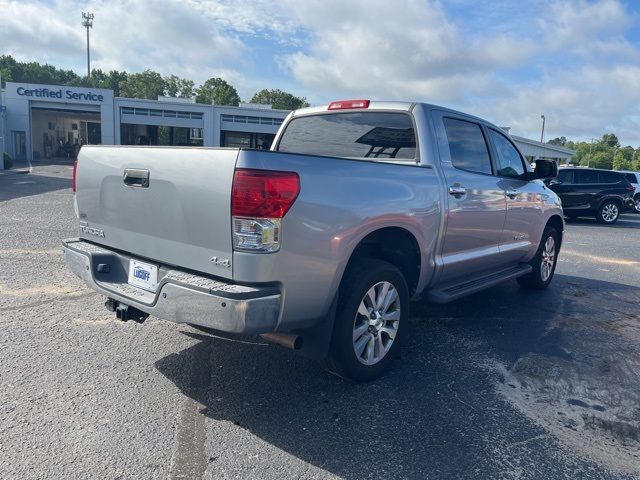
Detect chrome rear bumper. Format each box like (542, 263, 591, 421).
(62, 238, 280, 334)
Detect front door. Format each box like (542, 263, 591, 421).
(433, 113, 507, 284)
(486, 127, 542, 263)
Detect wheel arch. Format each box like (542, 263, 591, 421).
(545, 214, 564, 249)
(342, 227, 422, 297)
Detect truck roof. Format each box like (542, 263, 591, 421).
(291, 101, 500, 130)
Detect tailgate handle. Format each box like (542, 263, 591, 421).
(123, 168, 150, 188)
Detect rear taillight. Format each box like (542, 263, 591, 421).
(626, 184, 635, 192)
(231, 169, 300, 252)
(72, 160, 78, 193)
(328, 99, 370, 110)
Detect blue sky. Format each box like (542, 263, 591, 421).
(2, 0, 640, 145)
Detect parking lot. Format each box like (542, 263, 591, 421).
(1, 164, 639, 479)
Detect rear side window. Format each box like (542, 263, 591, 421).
(276, 112, 416, 161)
(574, 170, 599, 184)
(598, 171, 622, 184)
(624, 173, 638, 183)
(557, 169, 574, 183)
(488, 129, 526, 178)
(443, 118, 492, 175)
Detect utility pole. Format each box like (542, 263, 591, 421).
(540, 114, 545, 143)
(82, 12, 94, 77)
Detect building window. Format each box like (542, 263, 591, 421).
(120, 124, 203, 146)
(221, 130, 274, 150)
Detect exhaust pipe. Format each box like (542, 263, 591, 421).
(260, 332, 303, 350)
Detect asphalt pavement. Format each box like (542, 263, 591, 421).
(1, 163, 639, 479)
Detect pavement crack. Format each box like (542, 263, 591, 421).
(169, 342, 213, 480)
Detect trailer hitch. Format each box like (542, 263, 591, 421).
(105, 298, 149, 323)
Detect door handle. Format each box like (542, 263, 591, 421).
(448, 186, 467, 198)
(505, 189, 519, 199)
(123, 168, 150, 188)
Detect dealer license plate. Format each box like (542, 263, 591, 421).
(127, 259, 159, 292)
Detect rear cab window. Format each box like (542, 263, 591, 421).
(276, 112, 417, 161)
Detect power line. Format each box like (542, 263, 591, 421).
(82, 12, 94, 77)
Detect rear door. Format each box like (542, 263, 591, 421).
(433, 113, 507, 284)
(75, 146, 239, 279)
(573, 169, 601, 207)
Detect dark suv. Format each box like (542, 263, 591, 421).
(547, 167, 635, 224)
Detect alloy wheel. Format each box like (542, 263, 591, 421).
(540, 235, 556, 282)
(601, 203, 619, 223)
(352, 281, 400, 366)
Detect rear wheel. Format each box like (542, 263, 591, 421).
(517, 226, 559, 290)
(634, 195, 640, 214)
(596, 200, 620, 224)
(324, 259, 408, 382)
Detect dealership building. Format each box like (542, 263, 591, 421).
(0, 81, 573, 169)
(0, 82, 289, 168)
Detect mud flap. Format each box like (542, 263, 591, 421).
(292, 294, 338, 361)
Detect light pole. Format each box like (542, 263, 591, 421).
(540, 115, 545, 143)
(82, 12, 94, 77)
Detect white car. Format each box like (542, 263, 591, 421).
(619, 170, 640, 213)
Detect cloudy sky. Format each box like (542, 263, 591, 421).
(2, 0, 640, 145)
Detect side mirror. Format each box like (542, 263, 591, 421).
(524, 159, 558, 181)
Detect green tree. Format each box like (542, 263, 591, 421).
(620, 145, 635, 163)
(547, 136, 567, 147)
(600, 133, 620, 148)
(164, 75, 194, 98)
(632, 150, 640, 171)
(249, 88, 309, 110)
(612, 150, 632, 170)
(0, 54, 79, 86)
(118, 69, 165, 100)
(195, 77, 240, 106)
(582, 151, 614, 169)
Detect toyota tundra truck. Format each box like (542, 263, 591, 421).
(63, 100, 563, 381)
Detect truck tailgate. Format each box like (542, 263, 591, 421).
(75, 146, 238, 279)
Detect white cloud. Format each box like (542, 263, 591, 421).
(477, 64, 640, 144)
(276, 0, 535, 102)
(1, 0, 640, 144)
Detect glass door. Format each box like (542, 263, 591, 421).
(13, 131, 26, 161)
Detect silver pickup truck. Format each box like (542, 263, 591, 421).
(63, 100, 563, 381)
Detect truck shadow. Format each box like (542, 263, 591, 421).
(155, 274, 640, 479)
(0, 173, 72, 202)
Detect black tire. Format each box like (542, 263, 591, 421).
(634, 195, 640, 214)
(517, 226, 559, 290)
(596, 200, 620, 224)
(324, 259, 409, 382)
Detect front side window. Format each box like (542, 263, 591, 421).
(277, 112, 416, 161)
(488, 129, 526, 178)
(557, 169, 574, 184)
(442, 118, 492, 175)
